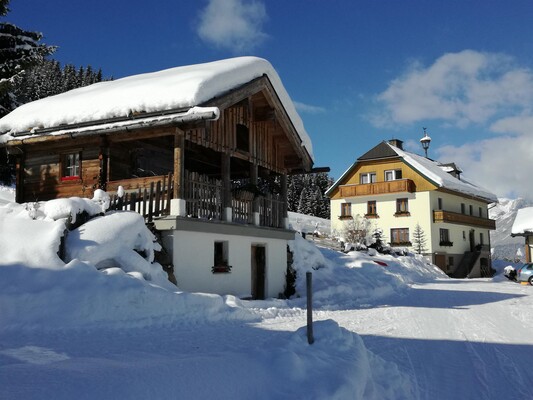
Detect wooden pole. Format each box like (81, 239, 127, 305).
(306, 271, 314, 345)
(173, 130, 185, 200)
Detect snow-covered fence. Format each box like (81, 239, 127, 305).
(108, 174, 173, 222)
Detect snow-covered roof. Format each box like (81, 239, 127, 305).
(326, 141, 497, 203)
(391, 144, 497, 202)
(0, 56, 313, 160)
(511, 207, 533, 236)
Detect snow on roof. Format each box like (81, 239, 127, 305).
(390, 143, 497, 203)
(0, 56, 313, 160)
(511, 207, 533, 236)
(326, 141, 497, 202)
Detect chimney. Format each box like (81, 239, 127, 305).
(388, 139, 404, 150)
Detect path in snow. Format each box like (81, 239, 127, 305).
(328, 279, 533, 400)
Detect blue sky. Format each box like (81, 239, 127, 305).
(8, 0, 533, 199)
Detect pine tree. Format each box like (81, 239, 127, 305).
(368, 228, 386, 253)
(412, 223, 428, 255)
(0, 0, 56, 116)
(287, 171, 333, 218)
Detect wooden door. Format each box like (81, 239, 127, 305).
(251, 245, 266, 300)
(434, 254, 446, 272)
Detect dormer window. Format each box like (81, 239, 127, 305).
(236, 124, 249, 152)
(384, 169, 402, 181)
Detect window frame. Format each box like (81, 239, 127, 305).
(360, 172, 377, 184)
(390, 228, 410, 246)
(366, 200, 378, 218)
(61, 151, 82, 181)
(384, 169, 402, 181)
(395, 198, 410, 216)
(340, 202, 352, 219)
(439, 228, 453, 246)
(235, 123, 250, 153)
(213, 241, 231, 273)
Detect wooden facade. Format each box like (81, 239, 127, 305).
(6, 76, 313, 229)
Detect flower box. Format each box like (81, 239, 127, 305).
(212, 265, 232, 273)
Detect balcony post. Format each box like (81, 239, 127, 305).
(222, 153, 232, 222)
(281, 173, 289, 229)
(251, 163, 260, 226)
(171, 129, 186, 217)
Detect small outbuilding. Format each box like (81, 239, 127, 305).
(511, 207, 533, 262)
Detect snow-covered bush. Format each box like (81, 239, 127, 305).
(0, 193, 173, 289)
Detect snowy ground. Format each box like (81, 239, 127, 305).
(1, 197, 532, 399)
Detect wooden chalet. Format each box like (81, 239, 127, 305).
(0, 57, 316, 299)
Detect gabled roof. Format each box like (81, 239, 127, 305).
(0, 56, 313, 160)
(326, 141, 497, 203)
(511, 207, 533, 236)
(357, 141, 398, 161)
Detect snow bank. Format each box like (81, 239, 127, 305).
(65, 211, 173, 289)
(0, 184, 14, 205)
(289, 235, 446, 309)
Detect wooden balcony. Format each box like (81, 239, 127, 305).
(433, 210, 496, 229)
(339, 179, 415, 197)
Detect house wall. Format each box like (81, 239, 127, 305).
(329, 159, 437, 200)
(330, 184, 493, 275)
(330, 191, 434, 249)
(21, 140, 101, 201)
(161, 229, 288, 298)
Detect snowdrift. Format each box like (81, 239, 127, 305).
(0, 196, 430, 399)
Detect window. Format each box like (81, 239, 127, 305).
(360, 172, 376, 184)
(366, 201, 377, 217)
(390, 228, 410, 245)
(440, 228, 453, 246)
(213, 241, 231, 273)
(480, 232, 484, 246)
(385, 169, 402, 181)
(396, 198, 409, 215)
(463, 231, 466, 240)
(236, 124, 249, 152)
(479, 207, 483, 218)
(438, 198, 443, 210)
(62, 152, 81, 180)
(469, 205, 473, 216)
(340, 203, 352, 218)
(448, 256, 454, 267)
(461, 203, 465, 214)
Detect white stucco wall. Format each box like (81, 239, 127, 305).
(330, 192, 433, 250)
(163, 230, 287, 298)
(428, 191, 492, 255)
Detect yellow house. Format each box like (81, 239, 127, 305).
(326, 139, 497, 277)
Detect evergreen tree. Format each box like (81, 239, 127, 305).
(412, 223, 428, 255)
(0, 0, 55, 184)
(287, 171, 333, 218)
(0, 0, 56, 116)
(368, 228, 386, 253)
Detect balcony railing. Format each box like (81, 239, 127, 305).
(107, 171, 285, 228)
(433, 210, 496, 229)
(339, 179, 415, 197)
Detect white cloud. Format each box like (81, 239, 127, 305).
(373, 50, 533, 128)
(196, 0, 268, 53)
(293, 101, 326, 114)
(436, 135, 533, 199)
